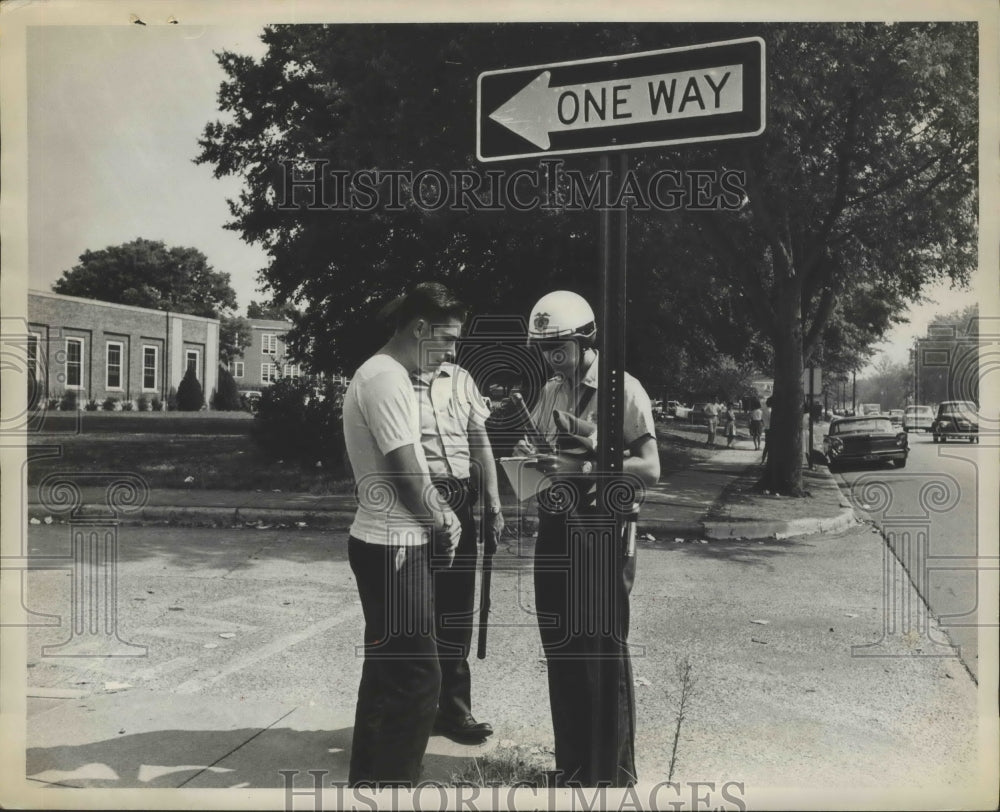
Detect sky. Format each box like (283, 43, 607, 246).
(27, 25, 270, 310)
(23, 23, 989, 378)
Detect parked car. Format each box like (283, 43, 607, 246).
(931, 401, 979, 443)
(887, 409, 904, 428)
(666, 400, 691, 419)
(823, 415, 908, 472)
(860, 403, 883, 416)
(651, 400, 665, 421)
(903, 404, 934, 433)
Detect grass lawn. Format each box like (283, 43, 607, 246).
(27, 432, 353, 494)
(24, 418, 708, 495)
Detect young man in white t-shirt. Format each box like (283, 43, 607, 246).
(342, 283, 465, 787)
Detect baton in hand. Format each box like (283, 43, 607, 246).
(476, 522, 498, 659)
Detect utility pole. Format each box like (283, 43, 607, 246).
(852, 369, 857, 414)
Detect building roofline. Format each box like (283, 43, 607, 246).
(248, 319, 293, 329)
(29, 289, 220, 325)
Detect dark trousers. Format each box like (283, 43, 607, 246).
(432, 479, 479, 722)
(534, 502, 638, 787)
(347, 537, 440, 787)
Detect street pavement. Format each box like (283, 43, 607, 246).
(834, 430, 989, 682)
(11, 435, 998, 809)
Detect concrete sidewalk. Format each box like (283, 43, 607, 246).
(26, 440, 856, 542)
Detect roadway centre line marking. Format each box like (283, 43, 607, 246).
(174, 607, 363, 694)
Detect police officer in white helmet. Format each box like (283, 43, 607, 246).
(514, 290, 660, 787)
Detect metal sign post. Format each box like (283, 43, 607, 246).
(593, 152, 629, 780)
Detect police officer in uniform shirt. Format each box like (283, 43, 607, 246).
(514, 291, 660, 786)
(410, 358, 504, 742)
(342, 283, 465, 787)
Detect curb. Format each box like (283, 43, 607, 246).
(700, 505, 859, 541)
(27, 504, 859, 541)
(27, 504, 357, 529)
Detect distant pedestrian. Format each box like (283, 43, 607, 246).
(749, 403, 763, 451)
(723, 404, 737, 448)
(703, 399, 720, 447)
(760, 397, 773, 464)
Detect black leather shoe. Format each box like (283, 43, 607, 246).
(433, 714, 494, 741)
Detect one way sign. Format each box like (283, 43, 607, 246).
(477, 37, 764, 162)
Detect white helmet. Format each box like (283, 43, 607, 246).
(527, 291, 597, 344)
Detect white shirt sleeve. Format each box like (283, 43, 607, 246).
(624, 377, 657, 448)
(456, 368, 490, 430)
(358, 369, 419, 456)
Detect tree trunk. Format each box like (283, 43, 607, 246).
(762, 285, 805, 496)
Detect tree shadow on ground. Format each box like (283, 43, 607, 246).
(670, 537, 808, 567)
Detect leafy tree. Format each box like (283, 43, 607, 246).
(247, 300, 298, 321)
(929, 303, 978, 335)
(213, 364, 243, 410)
(53, 238, 238, 319)
(672, 24, 977, 492)
(176, 366, 204, 411)
(856, 356, 911, 410)
(198, 22, 977, 495)
(219, 315, 252, 364)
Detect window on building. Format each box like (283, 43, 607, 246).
(262, 333, 278, 354)
(106, 341, 124, 389)
(230, 361, 244, 378)
(65, 338, 84, 388)
(27, 333, 40, 380)
(284, 363, 301, 379)
(261, 362, 278, 383)
(27, 333, 41, 405)
(143, 346, 158, 391)
(186, 349, 200, 378)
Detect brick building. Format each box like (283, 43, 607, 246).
(27, 289, 220, 408)
(914, 320, 980, 407)
(228, 317, 298, 393)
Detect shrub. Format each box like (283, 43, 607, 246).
(47, 397, 61, 411)
(253, 377, 348, 474)
(136, 395, 149, 412)
(85, 399, 99, 411)
(121, 400, 135, 412)
(176, 367, 204, 411)
(212, 365, 242, 411)
(166, 387, 178, 411)
(151, 396, 164, 412)
(60, 390, 80, 411)
(103, 397, 118, 411)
